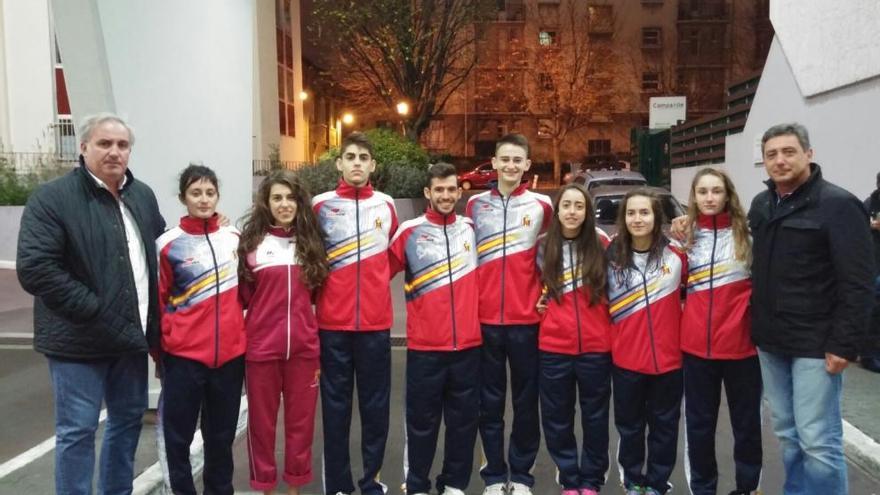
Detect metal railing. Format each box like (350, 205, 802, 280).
(252, 159, 312, 175)
(0, 152, 78, 175)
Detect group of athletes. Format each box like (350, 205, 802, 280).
(156, 130, 761, 495)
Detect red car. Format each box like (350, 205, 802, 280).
(458, 161, 529, 190)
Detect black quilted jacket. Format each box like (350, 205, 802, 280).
(17, 160, 165, 358)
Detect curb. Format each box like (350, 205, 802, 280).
(843, 420, 880, 477)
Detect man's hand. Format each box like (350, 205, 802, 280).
(825, 352, 849, 374)
(669, 215, 690, 242)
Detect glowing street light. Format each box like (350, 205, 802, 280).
(396, 101, 410, 116)
(299, 90, 309, 101)
(341, 113, 355, 125)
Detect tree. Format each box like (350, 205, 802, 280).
(527, 1, 636, 183)
(311, 0, 495, 141)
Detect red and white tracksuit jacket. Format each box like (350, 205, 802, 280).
(389, 208, 481, 351)
(537, 230, 612, 355)
(680, 213, 755, 359)
(156, 215, 245, 368)
(466, 184, 553, 325)
(606, 242, 687, 374)
(312, 180, 398, 331)
(239, 227, 320, 361)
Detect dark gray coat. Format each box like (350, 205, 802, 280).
(748, 163, 874, 361)
(17, 160, 165, 358)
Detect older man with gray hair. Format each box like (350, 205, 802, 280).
(749, 122, 873, 494)
(17, 113, 165, 494)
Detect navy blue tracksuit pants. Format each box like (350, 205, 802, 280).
(479, 324, 540, 487)
(159, 353, 245, 495)
(539, 351, 612, 491)
(683, 353, 762, 495)
(320, 330, 391, 495)
(406, 347, 481, 494)
(612, 366, 683, 494)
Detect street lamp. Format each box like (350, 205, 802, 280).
(341, 113, 355, 125)
(299, 90, 309, 101)
(396, 101, 409, 116)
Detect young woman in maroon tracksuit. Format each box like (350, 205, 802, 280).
(536, 184, 612, 495)
(680, 168, 761, 495)
(156, 164, 246, 494)
(606, 189, 686, 495)
(237, 171, 329, 495)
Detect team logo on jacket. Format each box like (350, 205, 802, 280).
(661, 264, 670, 275)
(328, 207, 345, 217)
(463, 241, 471, 252)
(522, 214, 531, 227)
(375, 218, 383, 230)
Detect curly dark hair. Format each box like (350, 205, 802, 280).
(238, 171, 329, 289)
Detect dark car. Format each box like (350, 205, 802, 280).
(590, 185, 686, 236)
(458, 161, 528, 190)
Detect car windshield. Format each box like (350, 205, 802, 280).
(594, 194, 685, 224)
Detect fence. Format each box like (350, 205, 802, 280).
(252, 159, 311, 175)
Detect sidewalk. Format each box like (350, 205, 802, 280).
(2, 267, 879, 494)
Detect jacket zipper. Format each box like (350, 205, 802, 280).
(203, 221, 221, 368)
(286, 257, 292, 360)
(638, 266, 660, 373)
(706, 216, 717, 357)
(499, 195, 510, 323)
(569, 242, 582, 353)
(443, 218, 458, 350)
(354, 189, 361, 330)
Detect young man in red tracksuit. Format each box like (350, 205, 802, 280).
(466, 134, 552, 495)
(389, 162, 482, 495)
(313, 132, 399, 495)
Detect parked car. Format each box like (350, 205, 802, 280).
(590, 185, 686, 236)
(573, 169, 648, 191)
(458, 161, 528, 190)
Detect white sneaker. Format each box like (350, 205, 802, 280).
(508, 482, 533, 495)
(442, 488, 466, 495)
(483, 483, 508, 495)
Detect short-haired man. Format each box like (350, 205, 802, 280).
(389, 162, 482, 495)
(313, 131, 398, 495)
(749, 123, 873, 494)
(17, 113, 166, 494)
(466, 134, 552, 495)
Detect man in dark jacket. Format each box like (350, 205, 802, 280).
(17, 113, 165, 495)
(861, 173, 880, 372)
(748, 123, 873, 494)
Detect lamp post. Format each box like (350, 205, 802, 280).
(396, 101, 409, 138)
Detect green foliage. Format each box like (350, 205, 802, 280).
(0, 167, 37, 205)
(373, 162, 428, 199)
(308, 128, 430, 198)
(293, 159, 339, 197)
(0, 155, 77, 205)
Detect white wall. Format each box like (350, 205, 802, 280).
(0, 0, 55, 152)
(52, 0, 254, 223)
(718, 37, 880, 207)
(771, 0, 880, 97)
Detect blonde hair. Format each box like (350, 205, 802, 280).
(685, 168, 751, 265)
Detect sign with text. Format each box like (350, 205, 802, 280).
(649, 96, 687, 129)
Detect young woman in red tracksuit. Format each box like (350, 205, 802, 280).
(535, 184, 612, 495)
(237, 171, 329, 495)
(605, 189, 686, 495)
(680, 168, 762, 495)
(156, 164, 246, 494)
